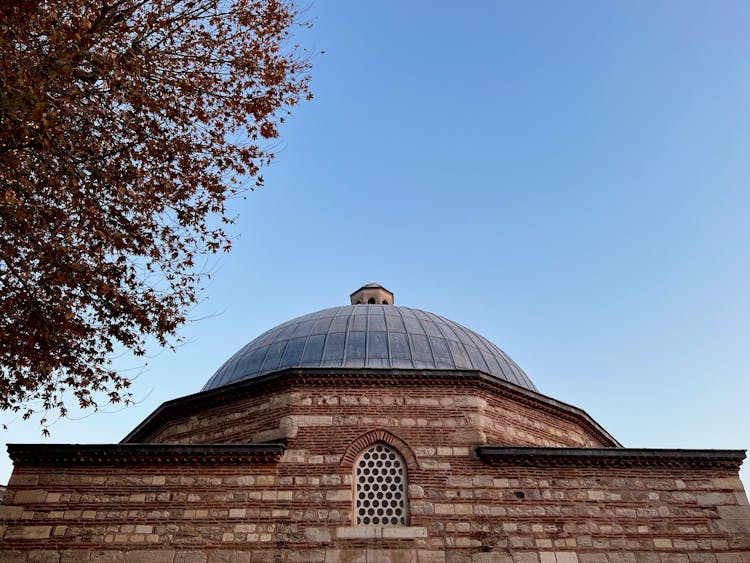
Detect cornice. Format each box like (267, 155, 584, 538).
(7, 443, 285, 467)
(476, 446, 746, 470)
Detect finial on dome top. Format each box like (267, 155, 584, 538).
(350, 283, 394, 305)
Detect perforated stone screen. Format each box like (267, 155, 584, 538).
(355, 443, 407, 526)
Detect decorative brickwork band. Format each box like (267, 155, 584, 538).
(477, 446, 746, 469)
(7, 443, 285, 466)
(341, 429, 418, 470)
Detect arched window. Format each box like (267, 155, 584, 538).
(367, 297, 376, 304)
(354, 442, 408, 526)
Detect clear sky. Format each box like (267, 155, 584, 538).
(2, 1, 749, 487)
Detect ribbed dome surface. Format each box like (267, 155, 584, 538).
(202, 305, 536, 392)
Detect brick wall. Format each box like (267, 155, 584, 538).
(136, 373, 615, 449)
(1, 454, 748, 562)
(1, 373, 747, 562)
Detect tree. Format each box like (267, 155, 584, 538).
(0, 0, 311, 429)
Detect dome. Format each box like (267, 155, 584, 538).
(202, 302, 537, 392)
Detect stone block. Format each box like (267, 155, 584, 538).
(255, 476, 275, 486)
(712, 477, 744, 490)
(416, 550, 446, 563)
(577, 555, 607, 563)
(716, 555, 750, 563)
(409, 485, 425, 497)
(326, 490, 350, 502)
(174, 552, 208, 563)
(293, 415, 333, 427)
(124, 551, 175, 563)
(449, 429, 487, 445)
(715, 506, 750, 533)
(206, 552, 252, 563)
(261, 491, 277, 503)
(251, 427, 289, 443)
(411, 501, 434, 515)
(473, 475, 495, 487)
(383, 527, 427, 539)
(434, 504, 455, 515)
(325, 549, 367, 563)
(336, 527, 379, 539)
(27, 550, 60, 563)
(0, 505, 23, 519)
(447, 476, 472, 487)
(4, 525, 52, 539)
(306, 527, 332, 543)
(473, 555, 513, 563)
(365, 549, 416, 563)
(727, 532, 750, 550)
(60, 551, 94, 563)
(13, 489, 48, 504)
(282, 449, 306, 463)
(696, 493, 737, 506)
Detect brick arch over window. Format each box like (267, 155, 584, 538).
(340, 429, 419, 470)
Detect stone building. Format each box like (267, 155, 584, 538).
(1, 284, 749, 562)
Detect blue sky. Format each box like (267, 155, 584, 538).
(2, 1, 749, 486)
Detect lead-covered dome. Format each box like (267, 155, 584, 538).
(202, 292, 536, 392)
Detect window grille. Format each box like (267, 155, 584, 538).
(354, 443, 407, 526)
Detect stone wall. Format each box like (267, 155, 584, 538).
(1, 373, 747, 562)
(134, 373, 615, 449)
(1, 443, 748, 562)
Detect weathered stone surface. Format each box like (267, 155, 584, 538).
(5, 525, 52, 540)
(27, 551, 60, 563)
(124, 551, 175, 563)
